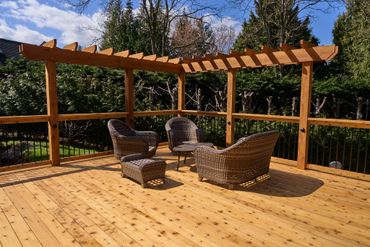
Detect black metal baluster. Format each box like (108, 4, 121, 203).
(315, 126, 320, 165)
(356, 129, 361, 172)
(287, 123, 292, 159)
(335, 127, 340, 164)
(328, 127, 333, 163)
(365, 131, 369, 173)
(349, 128, 354, 171)
(342, 131, 346, 170)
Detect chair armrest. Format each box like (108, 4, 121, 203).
(194, 146, 226, 168)
(120, 153, 146, 162)
(135, 130, 159, 147)
(167, 129, 179, 150)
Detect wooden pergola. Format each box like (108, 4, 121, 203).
(19, 39, 339, 169)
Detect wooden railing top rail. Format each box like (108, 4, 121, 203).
(0, 115, 50, 125)
(133, 110, 179, 117)
(2, 112, 370, 130)
(58, 112, 128, 121)
(233, 113, 300, 123)
(308, 118, 370, 129)
(181, 110, 227, 117)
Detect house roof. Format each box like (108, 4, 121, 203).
(0, 38, 22, 64)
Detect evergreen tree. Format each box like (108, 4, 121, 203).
(195, 19, 216, 56)
(333, 0, 370, 79)
(101, 0, 149, 52)
(234, 0, 318, 51)
(101, 0, 123, 50)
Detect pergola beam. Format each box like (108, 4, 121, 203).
(20, 43, 182, 73)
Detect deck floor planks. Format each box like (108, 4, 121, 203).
(70, 165, 267, 247)
(70, 158, 368, 247)
(0, 188, 42, 247)
(77, 160, 307, 247)
(44, 169, 180, 247)
(0, 147, 369, 247)
(2, 185, 63, 246)
(173, 164, 370, 246)
(56, 167, 202, 247)
(36, 179, 119, 247)
(25, 179, 141, 247)
(22, 181, 104, 247)
(49, 175, 178, 247)
(160, 171, 353, 247)
(0, 210, 23, 247)
(11, 184, 81, 247)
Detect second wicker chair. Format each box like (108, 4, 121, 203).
(194, 130, 279, 189)
(165, 117, 205, 151)
(108, 119, 159, 159)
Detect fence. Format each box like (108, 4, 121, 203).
(0, 110, 369, 174)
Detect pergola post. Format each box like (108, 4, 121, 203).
(45, 61, 60, 166)
(297, 62, 313, 169)
(177, 72, 185, 116)
(226, 69, 237, 146)
(124, 69, 135, 126)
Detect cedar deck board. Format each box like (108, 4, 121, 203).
(0, 147, 369, 247)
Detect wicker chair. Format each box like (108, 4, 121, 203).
(165, 117, 205, 152)
(107, 119, 159, 159)
(194, 130, 279, 189)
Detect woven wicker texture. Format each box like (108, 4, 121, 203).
(194, 130, 279, 188)
(120, 155, 166, 188)
(108, 119, 159, 159)
(165, 117, 204, 151)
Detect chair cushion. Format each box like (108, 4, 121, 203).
(124, 159, 166, 171)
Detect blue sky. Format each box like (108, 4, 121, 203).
(0, 0, 345, 47)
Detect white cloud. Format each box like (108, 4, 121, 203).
(2, 0, 105, 47)
(204, 16, 242, 53)
(0, 1, 18, 9)
(0, 19, 51, 44)
(206, 16, 242, 35)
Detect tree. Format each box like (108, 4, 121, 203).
(170, 16, 216, 57)
(213, 22, 236, 53)
(68, 0, 218, 56)
(100, 0, 123, 50)
(101, 0, 148, 52)
(333, 0, 370, 79)
(234, 0, 318, 51)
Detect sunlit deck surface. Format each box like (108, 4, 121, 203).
(0, 147, 369, 247)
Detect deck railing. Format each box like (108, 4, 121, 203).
(1, 110, 369, 174)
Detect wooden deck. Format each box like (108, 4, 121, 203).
(0, 147, 369, 247)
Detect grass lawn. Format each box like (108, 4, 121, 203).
(1, 140, 102, 162)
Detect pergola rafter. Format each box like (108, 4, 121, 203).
(19, 38, 339, 169)
(181, 41, 338, 73)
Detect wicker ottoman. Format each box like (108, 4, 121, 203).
(120, 154, 166, 188)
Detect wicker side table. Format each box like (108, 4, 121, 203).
(120, 154, 166, 188)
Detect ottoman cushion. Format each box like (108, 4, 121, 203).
(120, 154, 166, 188)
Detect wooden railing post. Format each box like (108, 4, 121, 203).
(226, 69, 236, 146)
(45, 61, 60, 166)
(297, 62, 313, 169)
(125, 69, 135, 126)
(178, 72, 185, 117)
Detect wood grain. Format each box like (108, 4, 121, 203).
(45, 61, 60, 166)
(226, 70, 236, 146)
(0, 147, 368, 247)
(297, 62, 313, 169)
